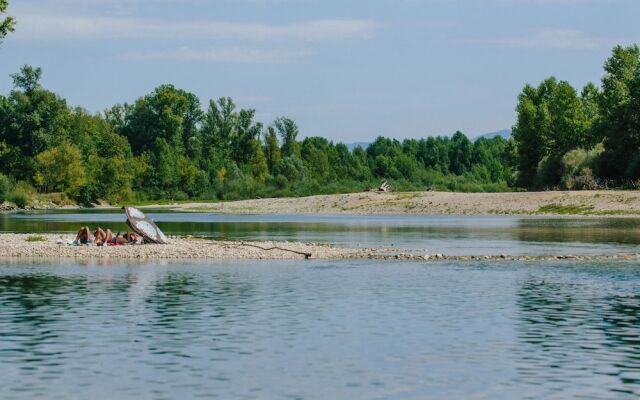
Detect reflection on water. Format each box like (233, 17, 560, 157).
(1, 211, 640, 255)
(515, 273, 640, 398)
(1, 260, 640, 399)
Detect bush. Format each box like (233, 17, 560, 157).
(560, 145, 604, 189)
(7, 191, 29, 208)
(73, 183, 101, 206)
(4, 181, 35, 208)
(565, 168, 599, 190)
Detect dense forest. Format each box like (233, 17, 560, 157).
(0, 65, 513, 206)
(0, 3, 639, 206)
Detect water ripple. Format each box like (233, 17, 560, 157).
(0, 260, 639, 399)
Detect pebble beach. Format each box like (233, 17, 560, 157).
(1, 234, 639, 262)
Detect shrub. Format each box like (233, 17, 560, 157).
(73, 183, 101, 206)
(7, 191, 29, 208)
(560, 145, 604, 189)
(565, 168, 599, 190)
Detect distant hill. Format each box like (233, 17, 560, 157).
(477, 129, 511, 140)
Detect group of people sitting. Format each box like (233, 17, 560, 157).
(74, 226, 142, 246)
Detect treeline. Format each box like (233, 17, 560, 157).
(0, 66, 511, 206)
(513, 44, 640, 190)
(1, 44, 640, 207)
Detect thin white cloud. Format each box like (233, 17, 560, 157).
(13, 13, 378, 41)
(124, 47, 313, 64)
(481, 29, 625, 49)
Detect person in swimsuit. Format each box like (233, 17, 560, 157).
(75, 226, 92, 244)
(94, 227, 141, 246)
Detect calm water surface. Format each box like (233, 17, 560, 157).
(2, 210, 640, 255)
(1, 259, 640, 399)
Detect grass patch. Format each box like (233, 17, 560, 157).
(538, 204, 640, 216)
(592, 209, 640, 216)
(25, 235, 47, 242)
(537, 204, 594, 215)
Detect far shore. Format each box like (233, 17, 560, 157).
(143, 190, 640, 217)
(2, 190, 640, 217)
(1, 234, 638, 262)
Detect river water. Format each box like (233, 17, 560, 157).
(1, 211, 640, 399)
(1, 210, 640, 255)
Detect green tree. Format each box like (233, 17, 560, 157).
(34, 142, 86, 193)
(0, 66, 71, 180)
(232, 108, 262, 164)
(449, 131, 472, 175)
(264, 126, 281, 171)
(581, 82, 600, 147)
(0, 0, 15, 44)
(202, 97, 236, 161)
(120, 85, 202, 156)
(274, 117, 300, 158)
(596, 45, 640, 178)
(301, 137, 333, 181)
(512, 77, 589, 187)
(248, 139, 268, 183)
(116, 85, 204, 196)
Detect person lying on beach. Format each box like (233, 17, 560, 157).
(94, 227, 141, 246)
(75, 226, 92, 244)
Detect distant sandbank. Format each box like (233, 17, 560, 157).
(146, 190, 640, 217)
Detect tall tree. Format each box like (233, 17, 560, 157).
(274, 117, 300, 158)
(0, 0, 15, 44)
(512, 77, 588, 187)
(449, 131, 472, 175)
(202, 97, 236, 162)
(119, 85, 202, 156)
(0, 66, 71, 180)
(34, 142, 87, 193)
(596, 45, 640, 178)
(580, 82, 601, 148)
(231, 108, 262, 164)
(264, 126, 281, 171)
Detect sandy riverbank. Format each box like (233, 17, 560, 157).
(1, 234, 638, 262)
(150, 190, 640, 216)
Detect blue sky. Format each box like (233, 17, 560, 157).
(1, 0, 638, 141)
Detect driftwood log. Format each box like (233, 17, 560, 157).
(239, 242, 312, 259)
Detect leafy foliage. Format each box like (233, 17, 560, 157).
(0, 0, 15, 44)
(2, 44, 640, 208)
(512, 44, 640, 189)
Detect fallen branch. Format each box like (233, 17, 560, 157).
(239, 242, 312, 259)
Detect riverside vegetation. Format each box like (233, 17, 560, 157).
(1, 5, 640, 209)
